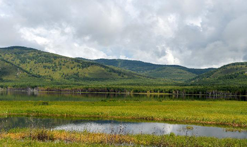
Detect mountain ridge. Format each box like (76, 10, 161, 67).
(190, 62, 247, 85)
(2, 46, 247, 86)
(0, 46, 148, 83)
(90, 58, 215, 81)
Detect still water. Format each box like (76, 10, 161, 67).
(0, 117, 246, 139)
(0, 91, 246, 101)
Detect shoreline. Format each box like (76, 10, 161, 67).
(1, 87, 247, 98)
(0, 129, 246, 147)
(1, 113, 247, 129)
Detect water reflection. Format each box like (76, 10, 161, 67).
(54, 121, 247, 139)
(0, 91, 246, 101)
(0, 117, 246, 139)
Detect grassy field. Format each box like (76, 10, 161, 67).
(0, 129, 246, 147)
(0, 100, 246, 128)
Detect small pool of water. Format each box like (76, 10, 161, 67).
(0, 117, 246, 139)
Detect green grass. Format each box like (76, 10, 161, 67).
(0, 129, 246, 147)
(0, 100, 246, 128)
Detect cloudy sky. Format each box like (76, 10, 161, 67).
(0, 0, 247, 68)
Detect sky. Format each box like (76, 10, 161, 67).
(0, 0, 247, 68)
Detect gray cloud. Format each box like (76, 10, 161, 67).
(0, 0, 247, 68)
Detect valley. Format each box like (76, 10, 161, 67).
(0, 46, 247, 147)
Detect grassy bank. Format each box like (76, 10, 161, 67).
(0, 100, 246, 128)
(0, 129, 246, 147)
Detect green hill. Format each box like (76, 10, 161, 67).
(0, 47, 147, 83)
(0, 59, 39, 82)
(190, 62, 247, 85)
(2, 46, 247, 88)
(93, 59, 214, 81)
(144, 67, 197, 81)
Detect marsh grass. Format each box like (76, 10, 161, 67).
(31, 129, 54, 141)
(0, 129, 246, 147)
(0, 100, 246, 128)
(225, 128, 247, 132)
(186, 126, 194, 130)
(34, 101, 49, 106)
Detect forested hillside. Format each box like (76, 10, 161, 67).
(0, 47, 145, 82)
(190, 62, 247, 85)
(2, 46, 247, 87)
(0, 59, 38, 82)
(93, 59, 214, 81)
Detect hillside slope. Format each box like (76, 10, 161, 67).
(144, 67, 197, 81)
(93, 59, 214, 81)
(0, 59, 38, 82)
(0, 47, 146, 82)
(190, 62, 247, 85)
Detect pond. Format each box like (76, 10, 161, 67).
(0, 117, 246, 139)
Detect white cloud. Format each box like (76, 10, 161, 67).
(158, 47, 180, 65)
(0, 0, 247, 68)
(19, 26, 108, 59)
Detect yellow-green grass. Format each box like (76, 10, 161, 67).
(0, 129, 246, 147)
(0, 100, 246, 128)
